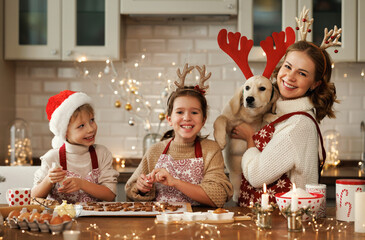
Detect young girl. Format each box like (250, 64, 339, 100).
(125, 65, 233, 207)
(232, 40, 338, 206)
(32, 90, 119, 203)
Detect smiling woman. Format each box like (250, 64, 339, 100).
(232, 39, 338, 207)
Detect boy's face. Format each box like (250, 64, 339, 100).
(66, 110, 97, 147)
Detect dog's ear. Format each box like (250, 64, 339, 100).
(229, 86, 243, 114)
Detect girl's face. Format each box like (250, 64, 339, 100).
(66, 110, 97, 147)
(277, 51, 321, 100)
(167, 96, 206, 143)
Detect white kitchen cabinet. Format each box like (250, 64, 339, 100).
(358, 0, 365, 61)
(237, 0, 298, 61)
(298, 0, 357, 62)
(121, 0, 237, 15)
(5, 0, 120, 61)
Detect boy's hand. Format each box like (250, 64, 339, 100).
(136, 174, 153, 193)
(58, 178, 83, 193)
(47, 167, 66, 184)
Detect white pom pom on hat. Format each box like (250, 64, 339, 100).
(46, 90, 92, 149)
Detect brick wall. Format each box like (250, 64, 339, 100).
(15, 18, 365, 160)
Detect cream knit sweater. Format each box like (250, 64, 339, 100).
(125, 138, 233, 207)
(242, 97, 319, 189)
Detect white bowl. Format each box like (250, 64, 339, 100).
(275, 192, 324, 221)
(181, 212, 207, 222)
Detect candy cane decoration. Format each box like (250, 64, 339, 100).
(339, 189, 348, 207)
(345, 202, 352, 218)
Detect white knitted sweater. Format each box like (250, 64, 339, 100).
(241, 97, 319, 189)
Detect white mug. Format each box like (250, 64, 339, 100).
(336, 179, 365, 222)
(306, 183, 326, 218)
(6, 188, 31, 206)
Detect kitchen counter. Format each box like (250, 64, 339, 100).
(1, 205, 363, 240)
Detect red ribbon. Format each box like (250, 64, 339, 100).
(194, 85, 206, 95)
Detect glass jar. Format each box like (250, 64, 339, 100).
(143, 133, 161, 155)
(5, 119, 33, 166)
(323, 129, 340, 167)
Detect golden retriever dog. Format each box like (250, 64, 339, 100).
(216, 27, 295, 201)
(213, 76, 279, 201)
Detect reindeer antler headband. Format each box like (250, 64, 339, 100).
(296, 6, 342, 51)
(217, 27, 295, 81)
(174, 63, 211, 95)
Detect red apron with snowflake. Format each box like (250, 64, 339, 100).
(49, 143, 100, 204)
(155, 138, 204, 206)
(238, 111, 326, 207)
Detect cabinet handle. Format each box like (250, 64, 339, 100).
(50, 49, 58, 55)
(66, 50, 73, 56)
(227, 4, 235, 9)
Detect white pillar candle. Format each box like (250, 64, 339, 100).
(355, 192, 365, 233)
(291, 183, 298, 212)
(261, 183, 269, 210)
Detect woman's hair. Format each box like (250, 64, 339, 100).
(161, 86, 208, 140)
(273, 40, 339, 123)
(70, 104, 94, 123)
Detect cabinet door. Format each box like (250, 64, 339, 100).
(238, 0, 297, 62)
(298, 0, 356, 62)
(5, 0, 61, 60)
(62, 0, 120, 61)
(121, 0, 237, 15)
(358, 0, 365, 61)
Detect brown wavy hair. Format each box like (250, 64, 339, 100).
(273, 41, 339, 123)
(161, 86, 208, 140)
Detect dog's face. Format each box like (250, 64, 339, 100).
(242, 75, 274, 108)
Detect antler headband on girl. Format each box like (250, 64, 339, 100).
(217, 27, 295, 82)
(175, 63, 211, 95)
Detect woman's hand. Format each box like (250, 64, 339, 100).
(136, 173, 154, 193)
(150, 168, 176, 187)
(231, 122, 256, 148)
(47, 167, 66, 184)
(58, 178, 83, 193)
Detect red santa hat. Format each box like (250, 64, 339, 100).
(46, 90, 92, 149)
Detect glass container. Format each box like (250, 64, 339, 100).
(323, 129, 340, 167)
(143, 133, 161, 155)
(5, 119, 33, 166)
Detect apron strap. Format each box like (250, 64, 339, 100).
(59, 143, 67, 170)
(58, 144, 99, 170)
(162, 138, 203, 158)
(89, 145, 99, 169)
(270, 111, 326, 176)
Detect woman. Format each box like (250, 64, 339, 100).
(232, 41, 338, 206)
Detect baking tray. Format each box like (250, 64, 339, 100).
(78, 202, 192, 217)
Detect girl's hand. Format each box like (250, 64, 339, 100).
(231, 122, 255, 141)
(136, 174, 154, 193)
(58, 178, 83, 193)
(47, 167, 66, 184)
(150, 168, 176, 187)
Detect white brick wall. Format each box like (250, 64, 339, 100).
(14, 19, 365, 161)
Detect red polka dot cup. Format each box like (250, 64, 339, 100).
(6, 188, 31, 206)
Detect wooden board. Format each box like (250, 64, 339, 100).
(78, 202, 192, 217)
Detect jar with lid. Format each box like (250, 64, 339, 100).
(5, 118, 33, 166)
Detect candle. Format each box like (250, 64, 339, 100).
(291, 183, 298, 212)
(355, 192, 365, 233)
(261, 183, 269, 210)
